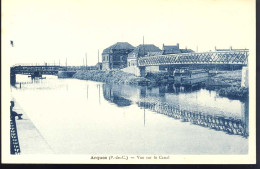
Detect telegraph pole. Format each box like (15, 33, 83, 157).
(83, 57, 85, 70)
(66, 58, 67, 70)
(85, 52, 88, 70)
(143, 36, 145, 57)
(98, 49, 99, 63)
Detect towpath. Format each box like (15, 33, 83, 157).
(12, 99, 54, 154)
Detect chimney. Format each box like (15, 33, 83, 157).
(215, 46, 216, 51)
(176, 43, 179, 49)
(230, 46, 232, 51)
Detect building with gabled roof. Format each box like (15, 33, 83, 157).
(102, 42, 135, 70)
(162, 43, 194, 55)
(130, 44, 162, 57)
(127, 44, 162, 67)
(162, 43, 181, 54)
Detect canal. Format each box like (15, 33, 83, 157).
(11, 74, 248, 154)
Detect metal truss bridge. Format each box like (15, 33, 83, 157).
(137, 50, 249, 67)
(10, 65, 66, 75)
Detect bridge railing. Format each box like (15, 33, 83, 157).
(12, 63, 63, 67)
(10, 65, 67, 75)
(137, 50, 249, 66)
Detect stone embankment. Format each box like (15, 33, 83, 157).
(11, 99, 53, 154)
(73, 70, 150, 85)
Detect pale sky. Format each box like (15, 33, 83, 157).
(2, 0, 255, 66)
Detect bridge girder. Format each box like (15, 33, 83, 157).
(10, 66, 66, 75)
(137, 51, 248, 67)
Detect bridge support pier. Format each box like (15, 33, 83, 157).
(10, 72, 16, 86)
(241, 66, 248, 88)
(166, 66, 175, 75)
(33, 71, 42, 78)
(57, 71, 76, 78)
(137, 66, 146, 77)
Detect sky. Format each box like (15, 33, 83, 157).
(2, 0, 255, 66)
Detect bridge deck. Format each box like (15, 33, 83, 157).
(11, 66, 66, 75)
(137, 50, 248, 66)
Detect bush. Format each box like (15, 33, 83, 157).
(218, 86, 248, 100)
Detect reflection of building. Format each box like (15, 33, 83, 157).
(102, 42, 135, 70)
(102, 85, 132, 107)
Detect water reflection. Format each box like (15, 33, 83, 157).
(12, 75, 248, 154)
(146, 84, 203, 96)
(137, 100, 248, 138)
(103, 84, 132, 107)
(102, 83, 249, 138)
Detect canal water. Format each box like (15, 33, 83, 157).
(11, 74, 248, 155)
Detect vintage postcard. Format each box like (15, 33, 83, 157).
(1, 0, 256, 164)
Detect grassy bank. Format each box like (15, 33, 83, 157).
(210, 70, 242, 87)
(73, 70, 150, 85)
(73, 69, 248, 100)
(210, 70, 248, 99)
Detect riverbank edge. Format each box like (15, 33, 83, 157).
(11, 98, 54, 154)
(73, 70, 151, 85)
(72, 70, 248, 100)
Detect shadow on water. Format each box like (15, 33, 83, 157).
(102, 83, 249, 138)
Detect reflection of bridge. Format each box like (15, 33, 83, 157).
(101, 83, 249, 138)
(137, 101, 249, 138)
